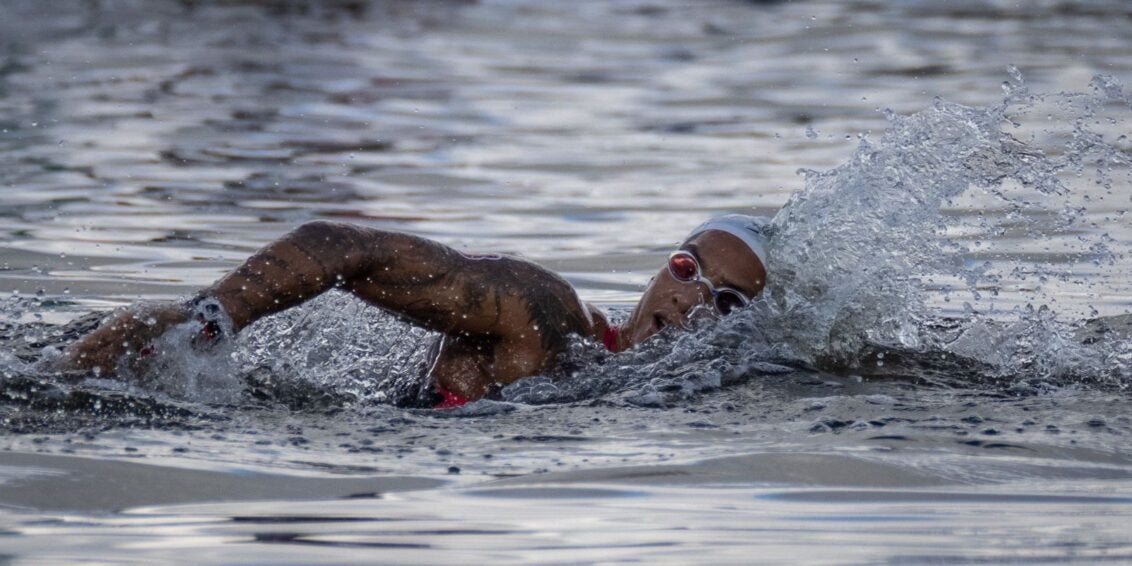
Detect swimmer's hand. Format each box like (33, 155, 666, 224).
(60, 302, 190, 375)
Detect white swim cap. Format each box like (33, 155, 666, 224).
(685, 214, 770, 270)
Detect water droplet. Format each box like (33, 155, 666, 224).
(1006, 64, 1024, 84)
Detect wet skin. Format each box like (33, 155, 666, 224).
(65, 221, 765, 402)
(618, 230, 767, 350)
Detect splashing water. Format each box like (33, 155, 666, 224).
(233, 292, 437, 407)
(514, 73, 1132, 403)
(94, 291, 438, 407)
(5, 75, 1132, 413)
(725, 72, 1132, 387)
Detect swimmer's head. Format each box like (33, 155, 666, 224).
(621, 214, 769, 348)
(684, 214, 769, 273)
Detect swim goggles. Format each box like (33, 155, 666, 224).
(667, 250, 751, 315)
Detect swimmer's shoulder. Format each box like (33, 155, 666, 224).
(457, 252, 598, 343)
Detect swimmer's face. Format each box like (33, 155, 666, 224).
(622, 230, 766, 348)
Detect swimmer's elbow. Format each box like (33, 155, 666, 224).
(289, 220, 361, 245)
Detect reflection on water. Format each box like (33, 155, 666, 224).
(3, 467, 1132, 565)
(2, 0, 1132, 563)
(3, 0, 1130, 309)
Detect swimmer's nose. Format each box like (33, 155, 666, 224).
(671, 284, 710, 319)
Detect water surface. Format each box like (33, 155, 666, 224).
(2, 0, 1132, 563)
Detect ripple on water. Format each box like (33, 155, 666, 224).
(2, 1, 1132, 561)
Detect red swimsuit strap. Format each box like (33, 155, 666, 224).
(434, 384, 469, 409)
(603, 325, 620, 352)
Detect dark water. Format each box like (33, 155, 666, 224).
(2, 0, 1132, 563)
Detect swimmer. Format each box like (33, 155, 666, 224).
(63, 215, 769, 407)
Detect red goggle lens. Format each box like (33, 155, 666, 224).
(668, 253, 699, 281)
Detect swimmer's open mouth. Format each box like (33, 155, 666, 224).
(654, 314, 667, 332)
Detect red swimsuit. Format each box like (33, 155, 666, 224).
(433, 325, 621, 409)
(433, 385, 470, 409)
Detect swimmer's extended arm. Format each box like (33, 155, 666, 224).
(205, 221, 589, 338)
(67, 221, 593, 377)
